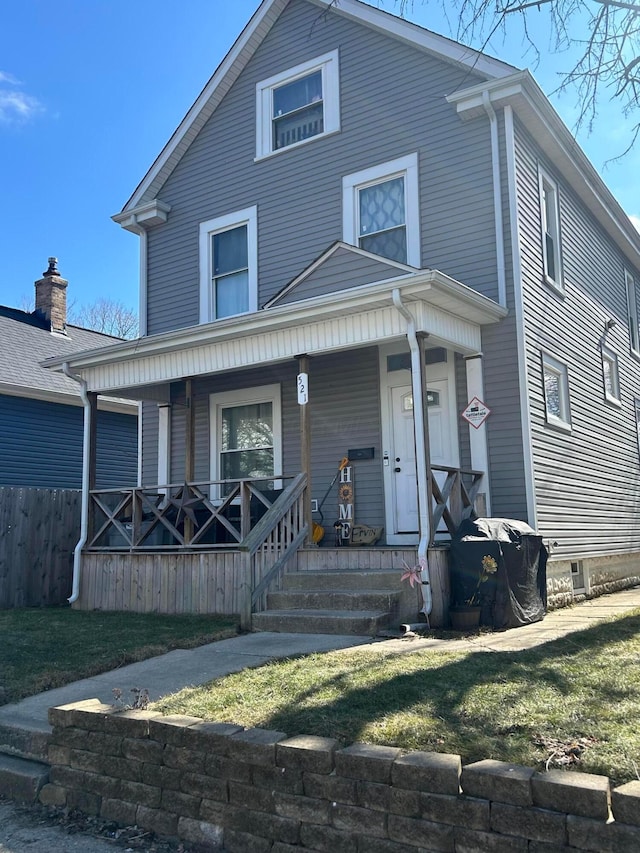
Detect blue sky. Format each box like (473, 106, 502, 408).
(2, 0, 639, 317)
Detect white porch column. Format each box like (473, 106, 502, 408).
(465, 354, 491, 516)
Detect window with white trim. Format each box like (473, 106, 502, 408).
(256, 50, 340, 159)
(601, 345, 620, 404)
(209, 385, 282, 494)
(199, 207, 257, 323)
(542, 353, 571, 429)
(342, 154, 420, 266)
(539, 169, 562, 291)
(625, 269, 640, 356)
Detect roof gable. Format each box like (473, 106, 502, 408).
(265, 242, 415, 307)
(117, 0, 515, 216)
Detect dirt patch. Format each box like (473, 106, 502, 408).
(0, 797, 198, 852)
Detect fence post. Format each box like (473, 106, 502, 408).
(240, 551, 253, 630)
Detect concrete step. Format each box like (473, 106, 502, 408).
(252, 608, 390, 635)
(0, 753, 49, 802)
(0, 719, 51, 763)
(267, 589, 401, 612)
(282, 570, 400, 592)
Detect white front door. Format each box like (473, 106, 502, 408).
(379, 344, 461, 545)
(389, 379, 454, 535)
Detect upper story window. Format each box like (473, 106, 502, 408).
(625, 269, 640, 356)
(256, 51, 340, 160)
(199, 207, 257, 323)
(542, 352, 571, 431)
(342, 153, 420, 267)
(539, 168, 563, 292)
(601, 345, 621, 405)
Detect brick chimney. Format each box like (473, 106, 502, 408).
(34, 257, 68, 333)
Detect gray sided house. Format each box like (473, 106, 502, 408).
(0, 260, 138, 490)
(46, 0, 640, 628)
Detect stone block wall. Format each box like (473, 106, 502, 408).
(42, 699, 640, 852)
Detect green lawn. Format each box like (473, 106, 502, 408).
(153, 608, 640, 786)
(0, 608, 239, 705)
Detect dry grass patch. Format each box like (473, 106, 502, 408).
(0, 608, 239, 704)
(154, 609, 640, 785)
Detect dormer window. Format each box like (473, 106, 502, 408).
(256, 51, 340, 160)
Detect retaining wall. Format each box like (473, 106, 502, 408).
(42, 699, 640, 852)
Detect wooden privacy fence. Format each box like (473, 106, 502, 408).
(0, 487, 81, 608)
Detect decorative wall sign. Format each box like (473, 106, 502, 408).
(336, 464, 353, 545)
(461, 396, 491, 429)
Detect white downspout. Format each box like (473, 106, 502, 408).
(482, 90, 507, 309)
(62, 362, 91, 604)
(392, 288, 432, 618)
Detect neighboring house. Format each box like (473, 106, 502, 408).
(46, 0, 640, 625)
(1, 259, 138, 489)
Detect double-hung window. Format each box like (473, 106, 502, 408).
(256, 51, 340, 159)
(542, 353, 571, 430)
(539, 168, 563, 292)
(342, 154, 420, 266)
(601, 346, 621, 405)
(625, 269, 640, 356)
(199, 207, 257, 323)
(209, 385, 282, 494)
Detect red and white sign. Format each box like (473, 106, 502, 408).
(462, 396, 490, 429)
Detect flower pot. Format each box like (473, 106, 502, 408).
(449, 605, 481, 631)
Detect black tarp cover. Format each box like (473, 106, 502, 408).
(450, 518, 548, 629)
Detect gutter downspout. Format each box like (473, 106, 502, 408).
(62, 362, 91, 604)
(391, 289, 432, 618)
(482, 90, 507, 309)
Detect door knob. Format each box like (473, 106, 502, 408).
(394, 467, 401, 473)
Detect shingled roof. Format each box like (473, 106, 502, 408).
(0, 305, 128, 405)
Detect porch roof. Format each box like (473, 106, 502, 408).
(43, 270, 507, 395)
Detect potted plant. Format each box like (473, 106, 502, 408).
(449, 555, 498, 630)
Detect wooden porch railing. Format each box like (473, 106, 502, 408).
(87, 473, 308, 629)
(240, 472, 308, 629)
(87, 476, 299, 551)
(430, 465, 484, 544)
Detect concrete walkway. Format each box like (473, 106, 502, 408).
(1, 585, 640, 740)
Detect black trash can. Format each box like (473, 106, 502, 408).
(450, 518, 547, 629)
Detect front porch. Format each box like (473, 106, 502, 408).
(74, 465, 484, 629)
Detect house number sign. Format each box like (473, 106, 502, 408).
(297, 372, 309, 405)
(462, 396, 491, 429)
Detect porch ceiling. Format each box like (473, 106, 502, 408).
(43, 270, 507, 394)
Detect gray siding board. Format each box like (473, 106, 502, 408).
(275, 248, 408, 305)
(146, 0, 497, 335)
(166, 348, 385, 531)
(515, 116, 640, 557)
(0, 394, 137, 489)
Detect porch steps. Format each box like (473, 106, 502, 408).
(252, 569, 403, 635)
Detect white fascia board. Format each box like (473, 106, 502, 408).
(121, 0, 289, 212)
(310, 0, 516, 79)
(42, 270, 506, 376)
(0, 382, 138, 414)
(449, 71, 640, 270)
